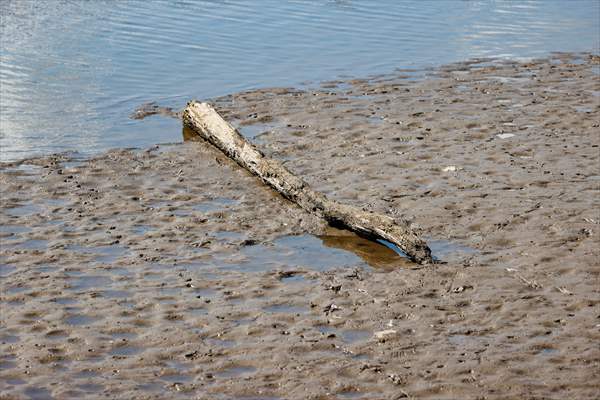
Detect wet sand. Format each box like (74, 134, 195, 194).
(1, 53, 599, 399)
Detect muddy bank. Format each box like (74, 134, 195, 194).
(1, 52, 599, 399)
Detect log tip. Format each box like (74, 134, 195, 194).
(410, 240, 434, 265)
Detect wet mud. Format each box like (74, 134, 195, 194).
(1, 53, 599, 399)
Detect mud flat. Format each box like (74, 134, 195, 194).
(1, 53, 599, 399)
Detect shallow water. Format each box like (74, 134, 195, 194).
(1, 0, 598, 161)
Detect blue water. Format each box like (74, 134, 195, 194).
(1, 0, 598, 161)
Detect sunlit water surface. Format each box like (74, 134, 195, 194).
(1, 0, 598, 161)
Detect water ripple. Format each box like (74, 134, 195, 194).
(0, 0, 598, 161)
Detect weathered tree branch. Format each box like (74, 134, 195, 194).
(182, 101, 433, 264)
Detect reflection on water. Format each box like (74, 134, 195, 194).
(320, 228, 477, 268)
(319, 228, 412, 269)
(1, 0, 598, 161)
(236, 234, 364, 272)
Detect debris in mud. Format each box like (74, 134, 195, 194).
(451, 285, 474, 293)
(374, 329, 397, 341)
(579, 228, 593, 237)
(556, 286, 573, 295)
(516, 274, 543, 289)
(323, 303, 341, 315)
(345, 268, 363, 280)
(328, 284, 342, 293)
(360, 364, 383, 373)
(184, 350, 200, 359)
(277, 270, 300, 279)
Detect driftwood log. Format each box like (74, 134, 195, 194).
(182, 101, 433, 264)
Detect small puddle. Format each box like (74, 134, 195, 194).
(0, 225, 32, 234)
(64, 314, 101, 326)
(66, 244, 128, 264)
(317, 326, 371, 344)
(15, 239, 48, 250)
(73, 370, 98, 379)
(214, 230, 245, 242)
(53, 297, 79, 305)
(5, 202, 43, 217)
(23, 387, 53, 399)
(45, 198, 69, 207)
(237, 123, 276, 139)
(368, 115, 385, 125)
(194, 287, 219, 298)
(572, 105, 594, 113)
(62, 158, 87, 170)
(239, 234, 364, 272)
(137, 382, 164, 392)
(0, 359, 17, 371)
(159, 373, 193, 383)
(205, 338, 236, 348)
(192, 198, 239, 213)
(66, 275, 112, 291)
(109, 331, 138, 340)
(8, 163, 44, 175)
(0, 334, 20, 344)
(102, 289, 131, 299)
(338, 391, 368, 399)
(131, 224, 154, 235)
(77, 383, 104, 392)
(448, 333, 488, 349)
(264, 304, 308, 314)
(109, 345, 144, 356)
(428, 239, 478, 259)
(340, 329, 372, 344)
(215, 366, 257, 378)
(188, 307, 209, 316)
(0, 264, 17, 277)
(5, 378, 25, 385)
(539, 348, 559, 356)
(5, 285, 28, 294)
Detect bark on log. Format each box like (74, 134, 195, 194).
(182, 101, 433, 264)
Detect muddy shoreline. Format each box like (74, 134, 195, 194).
(1, 53, 599, 399)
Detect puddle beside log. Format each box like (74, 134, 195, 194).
(319, 230, 412, 270)
(235, 234, 363, 273)
(319, 227, 477, 268)
(231, 229, 477, 273)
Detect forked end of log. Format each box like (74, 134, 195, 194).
(183, 100, 434, 265)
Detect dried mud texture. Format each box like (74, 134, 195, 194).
(1, 53, 599, 399)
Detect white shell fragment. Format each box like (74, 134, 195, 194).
(496, 133, 515, 139)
